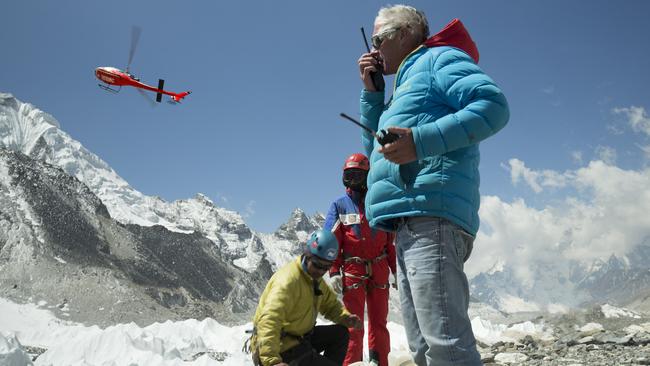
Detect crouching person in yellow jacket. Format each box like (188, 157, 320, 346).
(250, 229, 363, 366)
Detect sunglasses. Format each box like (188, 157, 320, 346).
(310, 257, 333, 271)
(371, 27, 400, 49)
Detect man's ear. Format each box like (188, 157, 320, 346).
(399, 27, 409, 40)
(401, 28, 420, 49)
(399, 27, 414, 48)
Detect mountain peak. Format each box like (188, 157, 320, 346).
(194, 193, 214, 206)
(287, 208, 314, 231)
(487, 258, 506, 275)
(290, 207, 305, 216)
(273, 208, 320, 242)
(605, 254, 626, 271)
(0, 92, 15, 102)
(0, 93, 60, 156)
(0, 92, 254, 257)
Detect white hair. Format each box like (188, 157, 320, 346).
(375, 5, 429, 43)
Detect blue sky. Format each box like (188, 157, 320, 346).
(2, 0, 649, 234)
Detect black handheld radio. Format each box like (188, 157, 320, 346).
(361, 27, 385, 92)
(339, 113, 400, 146)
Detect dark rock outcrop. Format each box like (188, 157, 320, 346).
(0, 149, 267, 326)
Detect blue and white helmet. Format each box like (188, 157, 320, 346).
(305, 229, 339, 261)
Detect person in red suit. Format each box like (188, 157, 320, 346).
(324, 153, 397, 366)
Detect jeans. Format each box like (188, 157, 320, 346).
(395, 217, 482, 366)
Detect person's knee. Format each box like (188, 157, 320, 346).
(335, 324, 350, 344)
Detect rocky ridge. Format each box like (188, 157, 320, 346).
(0, 148, 271, 327)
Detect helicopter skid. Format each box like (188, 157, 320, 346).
(98, 84, 121, 93)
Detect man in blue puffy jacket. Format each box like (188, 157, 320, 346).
(357, 5, 509, 366)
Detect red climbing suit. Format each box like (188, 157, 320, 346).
(325, 188, 396, 366)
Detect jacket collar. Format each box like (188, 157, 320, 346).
(423, 18, 479, 63)
(392, 18, 479, 98)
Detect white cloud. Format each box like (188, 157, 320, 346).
(571, 151, 583, 165)
(614, 106, 650, 137)
(468, 160, 650, 282)
(468, 196, 566, 282)
(541, 86, 555, 95)
(506, 158, 570, 193)
(468, 105, 650, 290)
(638, 144, 650, 160)
(539, 86, 562, 106)
(606, 123, 625, 135)
(594, 145, 617, 165)
(242, 200, 256, 218)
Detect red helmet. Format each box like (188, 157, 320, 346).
(343, 153, 369, 171)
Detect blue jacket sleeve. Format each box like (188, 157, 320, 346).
(360, 89, 385, 157)
(323, 201, 339, 231)
(411, 49, 510, 159)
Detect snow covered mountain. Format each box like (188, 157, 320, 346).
(0, 92, 332, 325)
(0, 147, 270, 326)
(470, 241, 650, 314)
(576, 246, 650, 307)
(0, 92, 322, 274)
(255, 208, 324, 270)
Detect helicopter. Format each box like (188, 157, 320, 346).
(95, 26, 191, 104)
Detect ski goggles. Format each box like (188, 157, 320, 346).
(343, 168, 368, 184)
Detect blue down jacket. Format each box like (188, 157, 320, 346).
(360, 43, 509, 236)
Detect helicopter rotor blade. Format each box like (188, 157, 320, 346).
(126, 25, 142, 73)
(136, 88, 157, 107)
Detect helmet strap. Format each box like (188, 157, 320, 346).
(313, 279, 323, 296)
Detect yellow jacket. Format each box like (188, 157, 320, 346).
(252, 256, 350, 366)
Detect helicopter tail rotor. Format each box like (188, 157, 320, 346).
(155, 79, 165, 102)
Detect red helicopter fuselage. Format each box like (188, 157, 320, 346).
(95, 67, 190, 102)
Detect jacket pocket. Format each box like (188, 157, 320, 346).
(399, 161, 418, 186)
(399, 157, 442, 188)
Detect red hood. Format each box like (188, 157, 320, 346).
(423, 18, 479, 63)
